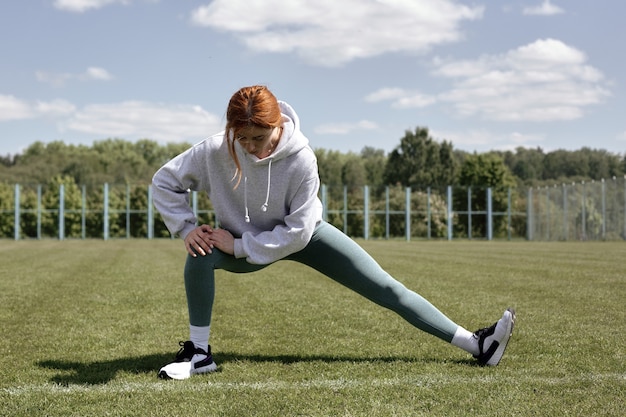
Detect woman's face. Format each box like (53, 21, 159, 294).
(235, 125, 280, 159)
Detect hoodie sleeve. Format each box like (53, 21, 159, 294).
(232, 159, 322, 264)
(151, 146, 205, 240)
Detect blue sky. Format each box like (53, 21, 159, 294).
(1, 0, 624, 158)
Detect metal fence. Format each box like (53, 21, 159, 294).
(527, 177, 626, 241)
(1, 178, 625, 241)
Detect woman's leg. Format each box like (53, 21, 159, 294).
(158, 249, 269, 379)
(184, 249, 266, 326)
(287, 222, 459, 342)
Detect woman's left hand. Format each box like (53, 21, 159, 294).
(208, 228, 235, 255)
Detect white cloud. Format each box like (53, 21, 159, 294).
(35, 99, 76, 117)
(0, 93, 220, 142)
(432, 128, 495, 147)
(523, 0, 564, 16)
(508, 131, 545, 147)
(433, 38, 610, 122)
(365, 88, 436, 109)
(431, 129, 544, 152)
(0, 95, 34, 121)
(314, 120, 378, 135)
(365, 88, 407, 103)
(393, 94, 437, 109)
(83, 67, 114, 81)
(35, 71, 72, 87)
(53, 0, 130, 13)
(36, 67, 114, 87)
(0, 95, 75, 121)
(190, 0, 484, 66)
(62, 101, 222, 142)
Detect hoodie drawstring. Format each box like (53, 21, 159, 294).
(244, 176, 250, 223)
(243, 158, 272, 223)
(261, 159, 272, 212)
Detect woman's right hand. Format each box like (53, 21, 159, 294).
(184, 224, 215, 257)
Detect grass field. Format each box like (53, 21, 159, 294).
(0, 238, 624, 416)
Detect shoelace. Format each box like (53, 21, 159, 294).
(174, 341, 208, 361)
(473, 323, 498, 360)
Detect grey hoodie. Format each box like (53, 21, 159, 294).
(152, 101, 323, 264)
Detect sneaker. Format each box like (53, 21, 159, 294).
(473, 308, 516, 366)
(158, 340, 218, 380)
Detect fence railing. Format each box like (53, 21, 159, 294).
(527, 177, 626, 241)
(1, 178, 625, 241)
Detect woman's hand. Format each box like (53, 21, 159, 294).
(208, 228, 235, 255)
(184, 225, 235, 257)
(184, 224, 214, 257)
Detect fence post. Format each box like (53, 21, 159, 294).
(405, 187, 411, 241)
(343, 186, 348, 235)
(126, 184, 131, 239)
(601, 178, 606, 240)
(363, 185, 369, 240)
(427, 187, 431, 240)
(527, 188, 533, 241)
(507, 187, 512, 241)
(14, 184, 20, 241)
(581, 181, 586, 240)
(467, 187, 472, 240)
(192, 190, 198, 220)
(147, 185, 154, 239)
(103, 183, 109, 240)
(59, 184, 65, 240)
(385, 186, 390, 239)
(321, 184, 327, 222)
(80, 185, 86, 239)
(447, 186, 452, 241)
(487, 187, 493, 241)
(545, 186, 550, 241)
(563, 184, 568, 240)
(37, 185, 42, 239)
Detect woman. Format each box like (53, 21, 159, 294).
(152, 85, 515, 380)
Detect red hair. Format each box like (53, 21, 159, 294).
(225, 86, 282, 187)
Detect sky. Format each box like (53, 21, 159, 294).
(1, 0, 625, 158)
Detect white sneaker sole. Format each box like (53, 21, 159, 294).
(485, 308, 516, 366)
(158, 361, 217, 380)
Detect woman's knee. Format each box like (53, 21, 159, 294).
(185, 252, 220, 273)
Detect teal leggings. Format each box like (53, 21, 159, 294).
(184, 221, 459, 342)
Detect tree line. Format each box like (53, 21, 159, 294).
(2, 128, 624, 188)
(1, 128, 624, 239)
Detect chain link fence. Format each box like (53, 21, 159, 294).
(527, 177, 626, 241)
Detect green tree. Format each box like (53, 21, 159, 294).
(456, 153, 516, 238)
(342, 153, 367, 186)
(360, 147, 386, 189)
(383, 127, 456, 189)
(41, 175, 83, 238)
(16, 185, 39, 238)
(314, 149, 346, 228)
(0, 183, 15, 237)
(583, 148, 622, 180)
(508, 147, 545, 184)
(315, 149, 344, 186)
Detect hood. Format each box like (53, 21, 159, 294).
(239, 100, 309, 166)
(236, 100, 310, 222)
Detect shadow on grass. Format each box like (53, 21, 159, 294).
(38, 353, 172, 385)
(37, 351, 438, 385)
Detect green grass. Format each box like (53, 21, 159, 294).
(0, 239, 624, 416)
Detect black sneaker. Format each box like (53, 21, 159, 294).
(473, 308, 516, 366)
(158, 341, 217, 379)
